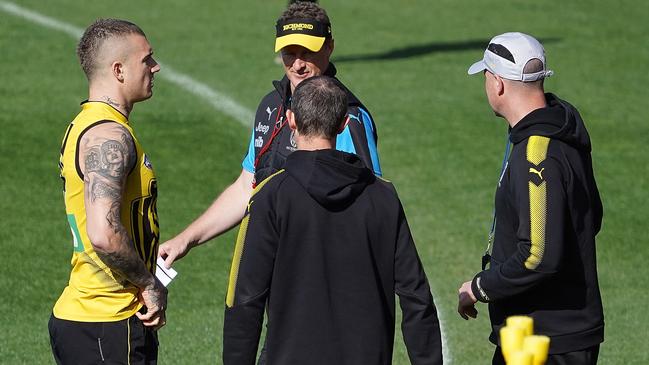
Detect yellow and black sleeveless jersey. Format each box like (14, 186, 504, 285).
(53, 101, 159, 322)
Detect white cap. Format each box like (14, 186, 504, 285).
(467, 32, 554, 82)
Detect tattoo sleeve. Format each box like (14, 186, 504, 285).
(85, 131, 134, 202)
(83, 124, 154, 289)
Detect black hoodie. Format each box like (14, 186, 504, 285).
(223, 149, 442, 365)
(471, 94, 604, 353)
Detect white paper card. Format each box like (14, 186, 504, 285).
(155, 256, 178, 287)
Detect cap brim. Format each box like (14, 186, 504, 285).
(467, 60, 487, 75)
(275, 34, 325, 52)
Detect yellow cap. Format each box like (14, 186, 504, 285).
(275, 18, 331, 52)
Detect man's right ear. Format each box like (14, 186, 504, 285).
(286, 109, 297, 131)
(112, 61, 124, 82)
(494, 74, 505, 96)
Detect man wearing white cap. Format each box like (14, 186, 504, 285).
(158, 1, 381, 269)
(458, 32, 604, 364)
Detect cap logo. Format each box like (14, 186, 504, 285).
(487, 43, 515, 63)
(283, 23, 314, 31)
(275, 18, 332, 52)
(276, 18, 331, 38)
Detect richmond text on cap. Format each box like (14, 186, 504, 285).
(275, 18, 332, 53)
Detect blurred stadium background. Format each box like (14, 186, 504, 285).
(1, 0, 647, 363)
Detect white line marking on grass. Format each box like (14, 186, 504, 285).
(0, 2, 453, 362)
(156, 63, 253, 126)
(0, 0, 254, 126)
(0, 1, 82, 38)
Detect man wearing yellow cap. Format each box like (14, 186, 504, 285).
(158, 2, 381, 270)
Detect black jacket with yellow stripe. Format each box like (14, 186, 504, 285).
(471, 93, 604, 354)
(223, 149, 442, 365)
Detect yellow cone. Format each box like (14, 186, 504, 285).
(506, 316, 534, 336)
(523, 335, 550, 365)
(500, 326, 525, 363)
(508, 350, 533, 365)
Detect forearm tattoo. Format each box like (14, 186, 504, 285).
(95, 237, 154, 289)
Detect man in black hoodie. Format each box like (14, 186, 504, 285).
(223, 76, 443, 365)
(458, 32, 604, 364)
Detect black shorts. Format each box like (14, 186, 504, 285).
(48, 313, 158, 365)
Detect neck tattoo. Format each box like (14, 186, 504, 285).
(103, 96, 121, 109)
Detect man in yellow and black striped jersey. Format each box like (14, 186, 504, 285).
(49, 19, 165, 365)
(458, 33, 604, 365)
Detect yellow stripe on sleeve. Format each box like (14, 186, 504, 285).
(252, 169, 285, 196)
(226, 214, 250, 308)
(526, 181, 547, 269)
(525, 136, 550, 270)
(225, 169, 285, 308)
(526, 136, 550, 165)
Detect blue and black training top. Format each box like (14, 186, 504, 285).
(242, 63, 381, 185)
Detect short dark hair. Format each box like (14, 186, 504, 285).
(77, 19, 145, 80)
(279, 1, 330, 24)
(291, 76, 347, 139)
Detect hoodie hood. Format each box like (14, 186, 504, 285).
(510, 93, 592, 151)
(285, 149, 374, 210)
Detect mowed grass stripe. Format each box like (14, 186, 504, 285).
(0, 0, 253, 126)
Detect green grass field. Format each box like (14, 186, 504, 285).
(1, 0, 648, 363)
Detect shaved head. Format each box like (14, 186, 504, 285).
(77, 19, 146, 81)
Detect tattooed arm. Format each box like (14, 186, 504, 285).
(80, 122, 167, 329)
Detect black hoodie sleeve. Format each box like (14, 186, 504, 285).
(394, 202, 443, 365)
(472, 136, 567, 302)
(223, 181, 279, 365)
